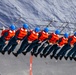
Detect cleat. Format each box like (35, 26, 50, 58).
(69, 57, 73, 60)
(40, 54, 43, 58)
(22, 52, 26, 55)
(54, 56, 58, 60)
(34, 54, 38, 57)
(1, 51, 5, 55)
(64, 56, 68, 60)
(12, 52, 18, 57)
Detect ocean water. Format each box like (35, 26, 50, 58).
(0, 0, 76, 34)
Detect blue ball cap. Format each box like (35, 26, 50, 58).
(23, 24, 28, 29)
(35, 27, 40, 32)
(10, 24, 16, 30)
(44, 27, 49, 32)
(55, 29, 60, 35)
(64, 33, 69, 38)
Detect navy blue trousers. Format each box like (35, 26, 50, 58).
(57, 44, 71, 57)
(32, 41, 48, 54)
(45, 44, 58, 56)
(17, 38, 30, 54)
(72, 51, 76, 58)
(17, 39, 39, 54)
(66, 44, 76, 57)
(29, 40, 41, 54)
(24, 40, 40, 53)
(0, 37, 6, 51)
(35, 43, 45, 55)
(3, 37, 18, 52)
(42, 44, 52, 55)
(52, 45, 60, 56)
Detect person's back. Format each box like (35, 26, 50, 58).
(27, 30, 39, 42)
(42, 30, 60, 58)
(13, 27, 40, 57)
(15, 27, 28, 40)
(64, 32, 76, 60)
(1, 24, 28, 55)
(48, 32, 60, 45)
(0, 24, 16, 52)
(1, 29, 15, 41)
(55, 34, 76, 60)
(68, 35, 76, 46)
(32, 27, 49, 57)
(58, 37, 68, 47)
(38, 28, 49, 42)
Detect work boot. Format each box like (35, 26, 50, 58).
(31, 52, 34, 56)
(44, 54, 47, 58)
(12, 52, 18, 57)
(40, 54, 43, 58)
(69, 57, 73, 60)
(54, 56, 58, 60)
(22, 52, 27, 55)
(59, 56, 63, 60)
(64, 56, 68, 60)
(1, 51, 5, 55)
(50, 55, 54, 59)
(74, 57, 76, 61)
(8, 50, 11, 55)
(34, 53, 38, 57)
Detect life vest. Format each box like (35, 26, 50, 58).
(49, 33, 59, 44)
(68, 36, 76, 45)
(58, 37, 68, 46)
(16, 28, 27, 40)
(39, 31, 49, 41)
(28, 30, 39, 41)
(1, 30, 15, 41)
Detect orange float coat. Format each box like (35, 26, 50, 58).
(1, 30, 15, 41)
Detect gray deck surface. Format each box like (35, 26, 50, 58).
(0, 44, 76, 75)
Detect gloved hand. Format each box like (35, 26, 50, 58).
(71, 45, 74, 47)
(28, 40, 32, 43)
(16, 40, 21, 44)
(38, 41, 42, 43)
(5, 41, 9, 44)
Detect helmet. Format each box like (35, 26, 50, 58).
(55, 29, 60, 35)
(35, 27, 40, 32)
(23, 24, 28, 29)
(74, 32, 76, 36)
(10, 24, 16, 30)
(64, 33, 69, 38)
(44, 27, 49, 32)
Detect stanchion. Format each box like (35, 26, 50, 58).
(13, 16, 22, 25)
